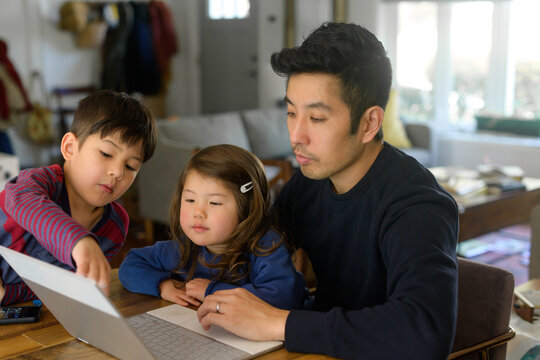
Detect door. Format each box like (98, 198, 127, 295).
(200, 0, 259, 113)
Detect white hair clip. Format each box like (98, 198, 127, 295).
(240, 181, 253, 193)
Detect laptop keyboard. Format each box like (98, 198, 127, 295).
(128, 312, 249, 360)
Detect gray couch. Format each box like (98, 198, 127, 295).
(137, 108, 433, 225)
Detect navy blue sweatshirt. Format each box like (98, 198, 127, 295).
(275, 143, 459, 359)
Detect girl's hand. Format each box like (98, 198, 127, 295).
(159, 279, 201, 307)
(186, 278, 211, 302)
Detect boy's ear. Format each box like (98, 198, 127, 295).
(61, 132, 78, 161)
(359, 106, 384, 143)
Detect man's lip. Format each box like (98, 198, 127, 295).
(295, 153, 311, 165)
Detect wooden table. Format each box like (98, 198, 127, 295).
(0, 270, 332, 359)
(456, 177, 540, 242)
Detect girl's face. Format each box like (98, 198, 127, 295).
(179, 170, 240, 254)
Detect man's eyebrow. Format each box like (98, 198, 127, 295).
(283, 97, 331, 111)
(306, 102, 331, 111)
(284, 96, 292, 105)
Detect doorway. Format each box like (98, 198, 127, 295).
(199, 0, 259, 113)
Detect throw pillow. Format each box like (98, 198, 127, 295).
(382, 89, 412, 149)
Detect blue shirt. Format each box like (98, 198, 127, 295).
(119, 230, 306, 310)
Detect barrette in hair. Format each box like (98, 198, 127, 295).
(240, 181, 253, 193)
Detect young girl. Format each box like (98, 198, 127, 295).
(119, 144, 306, 310)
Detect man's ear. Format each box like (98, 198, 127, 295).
(359, 106, 384, 143)
(60, 132, 78, 161)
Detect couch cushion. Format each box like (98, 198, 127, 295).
(158, 112, 252, 151)
(242, 108, 292, 159)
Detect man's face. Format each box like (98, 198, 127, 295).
(285, 73, 365, 191)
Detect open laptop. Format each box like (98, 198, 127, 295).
(0, 246, 282, 360)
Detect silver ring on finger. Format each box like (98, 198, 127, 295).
(216, 301, 221, 314)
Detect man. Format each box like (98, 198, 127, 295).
(197, 22, 458, 360)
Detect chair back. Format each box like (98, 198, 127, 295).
(449, 258, 515, 360)
(530, 204, 540, 279)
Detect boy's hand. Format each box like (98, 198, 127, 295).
(186, 278, 211, 302)
(159, 279, 201, 307)
(72, 236, 111, 295)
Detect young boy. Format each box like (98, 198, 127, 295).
(0, 90, 157, 305)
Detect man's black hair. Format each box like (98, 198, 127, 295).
(271, 22, 392, 137)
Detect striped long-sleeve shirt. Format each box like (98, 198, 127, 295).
(0, 164, 129, 305)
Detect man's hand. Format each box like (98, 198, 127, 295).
(197, 288, 289, 341)
(186, 278, 211, 302)
(71, 236, 111, 295)
(159, 279, 201, 307)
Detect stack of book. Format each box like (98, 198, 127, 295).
(477, 164, 526, 194)
(429, 165, 526, 197)
(429, 166, 487, 197)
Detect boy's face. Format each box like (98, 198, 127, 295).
(62, 131, 143, 209)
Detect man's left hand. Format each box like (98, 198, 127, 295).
(197, 287, 289, 342)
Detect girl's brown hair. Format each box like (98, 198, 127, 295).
(169, 144, 283, 284)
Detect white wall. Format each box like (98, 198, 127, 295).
(257, 0, 286, 108)
(348, 0, 380, 36)
(437, 132, 540, 178)
(294, 0, 332, 43)
(167, 0, 200, 116)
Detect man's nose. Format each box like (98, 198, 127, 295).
(289, 116, 309, 146)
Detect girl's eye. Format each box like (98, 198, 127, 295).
(287, 111, 295, 118)
(101, 151, 112, 158)
(184, 198, 194, 203)
(311, 116, 324, 122)
(210, 202, 222, 206)
(126, 164, 138, 172)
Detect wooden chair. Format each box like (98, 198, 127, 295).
(529, 204, 540, 279)
(448, 258, 515, 360)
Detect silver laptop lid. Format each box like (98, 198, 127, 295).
(0, 245, 156, 360)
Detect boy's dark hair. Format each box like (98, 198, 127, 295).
(270, 22, 392, 138)
(70, 90, 157, 162)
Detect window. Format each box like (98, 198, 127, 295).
(396, 2, 437, 122)
(384, 0, 540, 133)
(208, 0, 250, 20)
(449, 2, 493, 124)
(512, 0, 540, 118)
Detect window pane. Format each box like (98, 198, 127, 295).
(397, 2, 437, 122)
(512, 0, 540, 118)
(450, 2, 493, 124)
(209, 0, 223, 19)
(208, 0, 250, 20)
